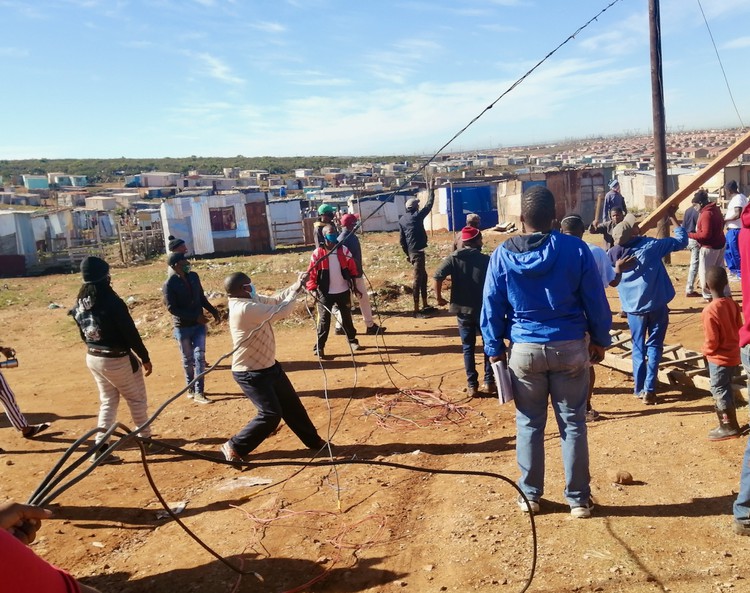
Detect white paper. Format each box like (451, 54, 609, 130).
(491, 360, 514, 404)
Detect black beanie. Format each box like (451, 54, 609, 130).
(80, 256, 110, 284)
(168, 235, 185, 251)
(168, 252, 187, 267)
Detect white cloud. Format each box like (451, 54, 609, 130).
(212, 57, 643, 156)
(191, 52, 245, 85)
(578, 11, 647, 57)
(250, 21, 287, 34)
(723, 36, 750, 50)
(365, 37, 442, 85)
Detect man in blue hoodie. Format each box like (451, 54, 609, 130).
(481, 186, 612, 519)
(608, 211, 687, 404)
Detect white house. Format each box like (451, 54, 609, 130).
(160, 191, 273, 256)
(267, 198, 304, 245)
(347, 191, 414, 232)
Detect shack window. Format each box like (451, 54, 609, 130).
(209, 207, 237, 231)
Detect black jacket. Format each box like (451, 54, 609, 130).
(163, 272, 218, 328)
(399, 189, 435, 255)
(71, 289, 150, 363)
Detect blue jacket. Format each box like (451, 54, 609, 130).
(610, 226, 687, 314)
(480, 230, 612, 356)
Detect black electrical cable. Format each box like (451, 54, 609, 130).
(695, 0, 746, 129)
(135, 437, 538, 593)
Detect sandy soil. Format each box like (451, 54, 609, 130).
(2, 231, 749, 593)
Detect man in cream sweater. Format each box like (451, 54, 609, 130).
(220, 271, 327, 462)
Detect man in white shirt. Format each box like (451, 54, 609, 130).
(724, 180, 748, 281)
(220, 272, 326, 463)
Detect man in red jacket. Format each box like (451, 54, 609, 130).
(306, 225, 361, 358)
(689, 189, 729, 302)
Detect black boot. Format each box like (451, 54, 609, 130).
(708, 409, 741, 441)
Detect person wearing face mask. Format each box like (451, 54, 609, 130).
(219, 271, 327, 462)
(163, 252, 220, 405)
(305, 224, 361, 359)
(71, 256, 156, 464)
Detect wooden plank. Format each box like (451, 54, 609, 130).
(639, 129, 750, 233)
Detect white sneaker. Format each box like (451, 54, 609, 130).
(349, 341, 360, 352)
(517, 495, 540, 514)
(570, 500, 594, 518)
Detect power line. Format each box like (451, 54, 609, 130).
(695, 0, 745, 129)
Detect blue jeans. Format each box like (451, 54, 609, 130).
(508, 339, 590, 507)
(725, 229, 741, 276)
(708, 362, 736, 412)
(456, 313, 493, 387)
(627, 306, 669, 395)
(173, 324, 207, 394)
(735, 345, 750, 523)
(230, 362, 321, 456)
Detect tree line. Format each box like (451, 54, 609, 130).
(0, 155, 413, 185)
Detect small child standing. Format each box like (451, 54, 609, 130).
(702, 265, 743, 441)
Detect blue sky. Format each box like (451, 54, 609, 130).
(1, 0, 748, 159)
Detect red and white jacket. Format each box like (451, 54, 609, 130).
(305, 246, 359, 294)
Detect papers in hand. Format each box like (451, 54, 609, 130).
(491, 359, 514, 404)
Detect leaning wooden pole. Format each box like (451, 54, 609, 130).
(638, 128, 750, 233)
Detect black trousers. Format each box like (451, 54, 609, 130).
(230, 362, 321, 456)
(316, 291, 357, 350)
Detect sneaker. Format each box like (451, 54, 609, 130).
(22, 423, 51, 439)
(643, 391, 657, 405)
(482, 382, 498, 395)
(309, 438, 332, 451)
(349, 341, 361, 352)
(729, 274, 742, 283)
(143, 441, 166, 454)
(413, 312, 428, 319)
(365, 324, 386, 335)
(634, 392, 644, 399)
(313, 347, 332, 360)
(685, 291, 701, 298)
(220, 441, 244, 463)
(585, 409, 601, 422)
(90, 446, 122, 465)
(334, 327, 346, 336)
(570, 500, 594, 518)
(732, 520, 750, 536)
(186, 389, 195, 399)
(192, 393, 212, 405)
(467, 384, 479, 397)
(517, 495, 540, 514)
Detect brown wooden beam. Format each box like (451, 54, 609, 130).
(638, 128, 750, 233)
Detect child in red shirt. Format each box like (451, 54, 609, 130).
(702, 265, 743, 440)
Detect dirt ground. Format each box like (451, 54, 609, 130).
(2, 230, 750, 593)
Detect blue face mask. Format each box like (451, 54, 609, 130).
(325, 233, 338, 243)
(244, 282, 256, 298)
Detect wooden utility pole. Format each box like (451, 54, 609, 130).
(649, 0, 669, 241)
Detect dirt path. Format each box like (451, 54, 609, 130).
(2, 233, 749, 593)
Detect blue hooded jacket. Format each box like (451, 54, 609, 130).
(610, 226, 687, 313)
(481, 230, 612, 356)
